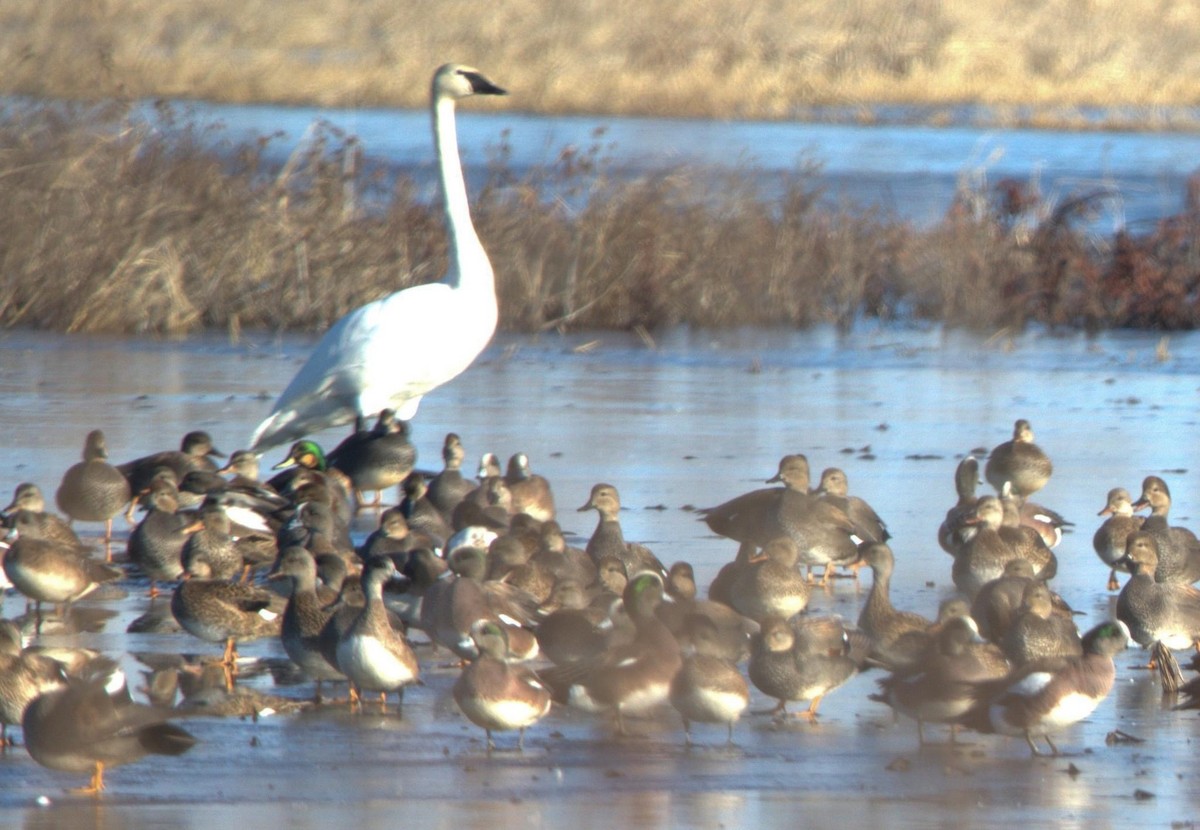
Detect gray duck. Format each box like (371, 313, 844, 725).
(426, 432, 474, 521)
(22, 658, 195, 794)
(1116, 531, 1200, 654)
(727, 537, 810, 623)
(127, 477, 200, 595)
(1094, 486, 1143, 591)
(504, 452, 556, 522)
(577, 482, 666, 577)
(983, 418, 1053, 498)
(999, 582, 1082, 666)
(327, 408, 417, 511)
(3, 483, 87, 552)
(170, 578, 282, 685)
(748, 614, 868, 721)
(951, 496, 1056, 598)
(117, 430, 226, 496)
(335, 555, 420, 710)
(938, 456, 981, 556)
(268, 546, 346, 701)
(669, 613, 751, 744)
(1131, 475, 1200, 585)
(55, 429, 131, 547)
(814, 466, 889, 543)
(856, 542, 935, 671)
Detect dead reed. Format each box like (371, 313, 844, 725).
(5, 0, 1200, 128)
(1, 102, 1199, 336)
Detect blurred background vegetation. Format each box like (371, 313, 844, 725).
(4, 0, 1200, 124)
(3, 1, 1200, 335)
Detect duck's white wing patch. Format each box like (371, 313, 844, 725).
(1008, 671, 1053, 698)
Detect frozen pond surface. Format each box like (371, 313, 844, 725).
(1, 324, 1200, 827)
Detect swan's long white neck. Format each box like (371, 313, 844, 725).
(433, 94, 493, 292)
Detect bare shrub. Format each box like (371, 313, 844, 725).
(3, 103, 1200, 336)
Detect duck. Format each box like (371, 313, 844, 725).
(577, 483, 666, 577)
(856, 542, 935, 671)
(452, 619, 551, 751)
(814, 467, 889, 543)
(2, 483, 87, 552)
(450, 452, 506, 519)
(278, 500, 356, 565)
(170, 578, 282, 685)
(591, 554, 630, 610)
(872, 615, 1010, 745)
(504, 453, 556, 522)
(1008, 490, 1073, 550)
(657, 561, 753, 664)
(762, 455, 864, 582)
(178, 470, 284, 536)
(531, 520, 597, 588)
(195, 452, 291, 535)
(399, 473, 454, 549)
(451, 479, 512, 534)
(938, 456, 981, 556)
(968, 620, 1128, 756)
(543, 572, 682, 735)
(416, 550, 494, 661)
(998, 485, 1065, 564)
(984, 418, 1053, 498)
(180, 503, 244, 582)
(357, 507, 425, 564)
(707, 541, 756, 607)
(117, 430, 226, 497)
(534, 579, 613, 667)
(326, 408, 417, 511)
(867, 597, 978, 674)
(487, 534, 554, 604)
(1130, 475, 1200, 585)
(267, 440, 354, 527)
(1094, 487, 1143, 591)
(335, 556, 420, 710)
(2, 521, 123, 622)
(423, 546, 539, 662)
(669, 613, 751, 744)
(249, 64, 507, 451)
(268, 547, 346, 701)
(426, 433, 475, 521)
(698, 460, 794, 547)
(700, 455, 863, 581)
(127, 478, 199, 594)
(0, 620, 66, 745)
(1116, 531, 1200, 654)
(747, 615, 867, 721)
(54, 429, 131, 546)
(969, 559, 1055, 644)
(951, 496, 1057, 598)
(217, 449, 267, 488)
(727, 537, 811, 623)
(171, 660, 311, 718)
(999, 582, 1082, 666)
(21, 658, 196, 794)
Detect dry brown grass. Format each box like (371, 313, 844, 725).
(2, 102, 1200, 336)
(4, 1, 1200, 123)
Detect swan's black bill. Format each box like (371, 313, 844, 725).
(462, 71, 507, 96)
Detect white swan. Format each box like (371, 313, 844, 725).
(250, 64, 506, 451)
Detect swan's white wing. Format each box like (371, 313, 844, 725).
(250, 282, 495, 450)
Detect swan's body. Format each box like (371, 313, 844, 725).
(250, 64, 506, 451)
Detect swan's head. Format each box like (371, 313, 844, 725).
(433, 64, 507, 101)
